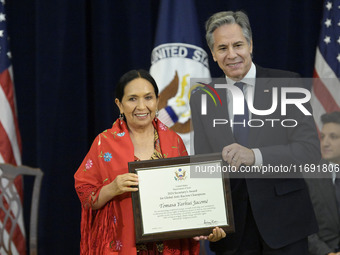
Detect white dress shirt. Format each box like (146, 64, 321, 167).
(225, 62, 263, 166)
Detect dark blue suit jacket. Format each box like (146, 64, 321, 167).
(190, 65, 320, 251)
(306, 160, 340, 255)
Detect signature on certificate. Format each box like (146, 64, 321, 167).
(204, 219, 218, 225)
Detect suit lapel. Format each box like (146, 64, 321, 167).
(215, 85, 235, 147)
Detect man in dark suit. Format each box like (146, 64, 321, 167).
(306, 112, 340, 255)
(190, 11, 320, 254)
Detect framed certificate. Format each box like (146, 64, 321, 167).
(128, 153, 234, 243)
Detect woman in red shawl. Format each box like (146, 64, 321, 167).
(74, 69, 225, 254)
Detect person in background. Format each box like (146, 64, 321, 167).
(307, 111, 340, 255)
(190, 10, 320, 254)
(74, 69, 225, 254)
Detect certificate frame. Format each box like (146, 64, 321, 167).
(128, 152, 234, 243)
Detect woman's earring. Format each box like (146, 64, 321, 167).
(155, 109, 159, 121)
(119, 113, 124, 124)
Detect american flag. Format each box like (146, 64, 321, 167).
(310, 0, 340, 130)
(0, 0, 26, 254)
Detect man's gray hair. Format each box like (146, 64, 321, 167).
(205, 11, 252, 50)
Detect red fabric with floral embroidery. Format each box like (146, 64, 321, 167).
(74, 119, 199, 255)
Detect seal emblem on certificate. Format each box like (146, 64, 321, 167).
(174, 168, 186, 181)
(129, 152, 234, 243)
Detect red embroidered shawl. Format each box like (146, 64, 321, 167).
(74, 119, 199, 254)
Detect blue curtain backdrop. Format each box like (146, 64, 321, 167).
(6, 0, 323, 254)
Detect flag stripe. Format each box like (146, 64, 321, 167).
(314, 49, 340, 107)
(313, 71, 340, 112)
(314, 48, 338, 79)
(0, 78, 21, 166)
(0, 122, 16, 163)
(1, 68, 22, 159)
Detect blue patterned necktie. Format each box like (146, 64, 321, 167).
(233, 82, 249, 147)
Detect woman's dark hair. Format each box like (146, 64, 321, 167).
(115, 69, 159, 101)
